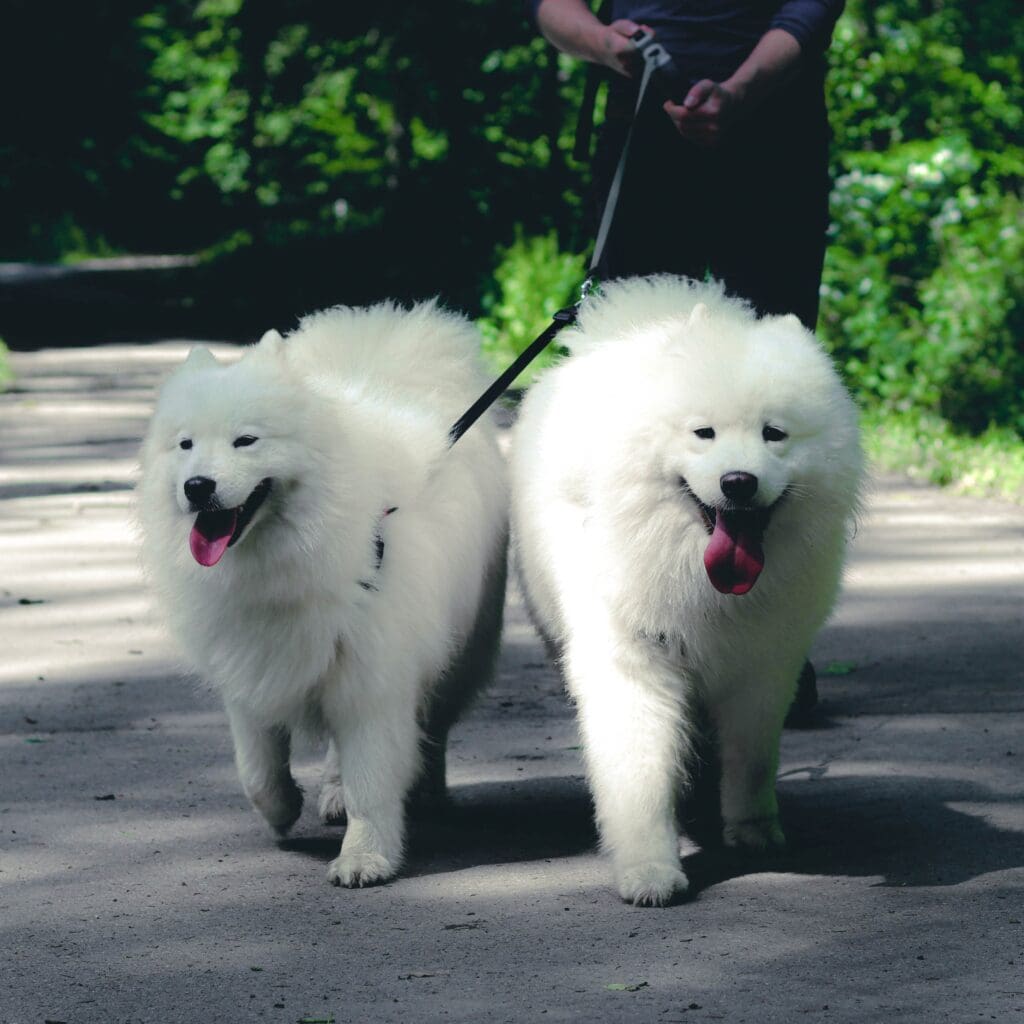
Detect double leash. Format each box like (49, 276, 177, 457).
(447, 30, 676, 448)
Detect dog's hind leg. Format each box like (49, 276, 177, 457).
(709, 679, 790, 852)
(225, 700, 303, 834)
(318, 738, 346, 825)
(415, 534, 508, 810)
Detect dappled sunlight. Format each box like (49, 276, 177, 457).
(946, 801, 1024, 835)
(2, 343, 1023, 1022)
(844, 490, 1024, 591)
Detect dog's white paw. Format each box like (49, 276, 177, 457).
(723, 816, 786, 852)
(327, 850, 397, 888)
(616, 861, 689, 907)
(250, 778, 303, 835)
(318, 781, 347, 825)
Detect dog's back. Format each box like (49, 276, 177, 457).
(283, 300, 491, 428)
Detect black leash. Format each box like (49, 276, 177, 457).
(365, 33, 668, 589)
(447, 40, 661, 449)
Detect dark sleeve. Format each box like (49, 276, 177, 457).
(769, 0, 846, 53)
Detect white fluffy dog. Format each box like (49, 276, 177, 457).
(511, 276, 863, 906)
(138, 301, 508, 887)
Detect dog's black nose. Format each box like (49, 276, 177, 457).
(184, 476, 217, 507)
(720, 471, 758, 503)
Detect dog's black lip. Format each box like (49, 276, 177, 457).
(191, 478, 273, 547)
(678, 477, 786, 536)
(226, 478, 273, 547)
(678, 477, 718, 535)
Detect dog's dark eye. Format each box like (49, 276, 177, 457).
(233, 435, 258, 448)
(179, 439, 193, 450)
(763, 425, 788, 443)
(694, 427, 715, 440)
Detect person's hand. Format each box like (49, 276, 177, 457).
(593, 19, 648, 78)
(662, 29, 803, 146)
(663, 79, 743, 147)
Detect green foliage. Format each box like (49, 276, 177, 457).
(477, 230, 585, 384)
(4, 0, 1023, 472)
(822, 0, 1024, 436)
(125, 0, 590, 312)
(0, 338, 11, 392)
(863, 407, 1024, 501)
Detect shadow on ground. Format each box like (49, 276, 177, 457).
(272, 766, 1024, 899)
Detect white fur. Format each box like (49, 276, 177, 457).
(510, 276, 864, 906)
(138, 300, 508, 886)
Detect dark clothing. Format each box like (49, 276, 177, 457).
(603, 0, 844, 81)
(594, 69, 832, 328)
(532, 0, 845, 329)
(528, 0, 845, 82)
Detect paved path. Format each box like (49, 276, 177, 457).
(1, 344, 1023, 1024)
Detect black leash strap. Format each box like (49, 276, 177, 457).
(447, 43, 659, 449)
(587, 49, 657, 280)
(447, 304, 578, 446)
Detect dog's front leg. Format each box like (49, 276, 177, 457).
(225, 700, 303, 834)
(567, 635, 692, 907)
(322, 681, 420, 888)
(711, 686, 788, 851)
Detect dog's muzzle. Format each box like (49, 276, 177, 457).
(680, 477, 784, 596)
(188, 478, 273, 567)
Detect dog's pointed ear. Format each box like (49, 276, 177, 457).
(689, 302, 710, 326)
(257, 328, 285, 356)
(183, 346, 218, 371)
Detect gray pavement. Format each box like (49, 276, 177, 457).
(1, 343, 1023, 1024)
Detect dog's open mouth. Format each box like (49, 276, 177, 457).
(189, 479, 273, 567)
(681, 480, 782, 596)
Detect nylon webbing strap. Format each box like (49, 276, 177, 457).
(447, 305, 578, 446)
(588, 53, 657, 278)
(447, 50, 659, 448)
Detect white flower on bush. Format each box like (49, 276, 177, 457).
(907, 162, 943, 185)
(837, 169, 895, 194)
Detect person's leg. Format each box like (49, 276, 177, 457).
(702, 86, 833, 719)
(705, 88, 831, 330)
(591, 99, 712, 281)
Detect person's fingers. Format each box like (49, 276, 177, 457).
(683, 78, 717, 110)
(602, 23, 644, 77)
(662, 101, 722, 146)
(608, 18, 641, 37)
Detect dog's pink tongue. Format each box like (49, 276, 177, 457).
(189, 510, 237, 567)
(704, 511, 765, 595)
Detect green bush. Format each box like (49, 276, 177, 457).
(0, 338, 11, 391)
(863, 407, 1024, 501)
(477, 229, 585, 385)
(821, 1, 1024, 437)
